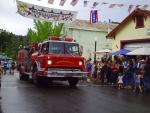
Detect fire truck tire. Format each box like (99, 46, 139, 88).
(68, 79, 79, 87)
(32, 67, 41, 86)
(19, 74, 24, 80)
(19, 74, 29, 81)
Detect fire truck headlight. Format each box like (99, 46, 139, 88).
(79, 61, 83, 66)
(48, 60, 52, 65)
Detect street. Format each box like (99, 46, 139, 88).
(0, 72, 150, 113)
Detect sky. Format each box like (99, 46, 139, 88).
(0, 0, 150, 35)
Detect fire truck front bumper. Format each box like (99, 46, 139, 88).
(47, 71, 87, 78)
(39, 68, 88, 78)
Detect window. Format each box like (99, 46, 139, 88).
(65, 43, 79, 55)
(135, 15, 144, 28)
(41, 43, 48, 53)
(48, 42, 79, 55)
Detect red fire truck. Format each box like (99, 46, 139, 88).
(17, 36, 87, 87)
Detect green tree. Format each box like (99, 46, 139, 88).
(27, 20, 64, 44)
(0, 29, 27, 60)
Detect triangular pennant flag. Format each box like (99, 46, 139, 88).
(142, 4, 149, 10)
(101, 2, 108, 5)
(48, 0, 54, 4)
(117, 4, 124, 7)
(59, 0, 67, 6)
(70, 0, 79, 6)
(84, 0, 89, 7)
(128, 5, 134, 13)
(135, 5, 141, 8)
(109, 4, 116, 8)
(92, 2, 99, 9)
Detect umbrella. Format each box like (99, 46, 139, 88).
(126, 47, 150, 55)
(110, 49, 130, 55)
(96, 49, 111, 54)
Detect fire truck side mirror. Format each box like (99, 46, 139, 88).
(79, 45, 83, 56)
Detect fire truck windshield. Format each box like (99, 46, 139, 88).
(48, 42, 79, 55)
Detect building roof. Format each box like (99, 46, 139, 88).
(65, 19, 117, 32)
(106, 8, 150, 39)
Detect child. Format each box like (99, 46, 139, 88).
(118, 73, 124, 89)
(134, 69, 143, 93)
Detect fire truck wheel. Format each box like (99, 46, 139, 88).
(19, 74, 24, 80)
(19, 73, 29, 81)
(68, 79, 79, 87)
(33, 67, 41, 86)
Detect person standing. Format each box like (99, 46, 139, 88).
(111, 61, 118, 84)
(0, 61, 3, 87)
(0, 61, 3, 99)
(86, 58, 93, 79)
(143, 58, 150, 92)
(134, 69, 143, 93)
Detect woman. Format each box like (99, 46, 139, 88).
(126, 59, 135, 89)
(111, 62, 118, 84)
(143, 58, 150, 91)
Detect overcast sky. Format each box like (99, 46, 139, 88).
(0, 0, 150, 35)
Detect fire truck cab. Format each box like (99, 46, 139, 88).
(17, 37, 87, 87)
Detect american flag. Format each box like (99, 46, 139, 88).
(90, 10, 98, 24)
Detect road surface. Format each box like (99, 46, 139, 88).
(0, 72, 150, 113)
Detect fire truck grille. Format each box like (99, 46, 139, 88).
(48, 68, 80, 72)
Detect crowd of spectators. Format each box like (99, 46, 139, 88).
(85, 56, 150, 94)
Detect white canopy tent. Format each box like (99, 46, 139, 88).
(126, 47, 150, 55)
(96, 49, 111, 54)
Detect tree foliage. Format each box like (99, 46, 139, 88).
(0, 29, 27, 60)
(27, 20, 64, 44)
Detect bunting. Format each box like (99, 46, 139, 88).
(59, 0, 67, 6)
(109, 4, 116, 8)
(70, 0, 79, 6)
(92, 2, 99, 9)
(48, 0, 54, 4)
(45, 0, 150, 12)
(33, 0, 150, 14)
(117, 4, 124, 8)
(142, 4, 149, 10)
(128, 5, 134, 13)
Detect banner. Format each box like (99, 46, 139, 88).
(90, 10, 98, 24)
(17, 0, 77, 23)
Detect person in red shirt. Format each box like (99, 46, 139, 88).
(111, 62, 119, 84)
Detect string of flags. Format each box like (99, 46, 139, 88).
(45, 0, 150, 13)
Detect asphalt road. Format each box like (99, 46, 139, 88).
(0, 72, 150, 113)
